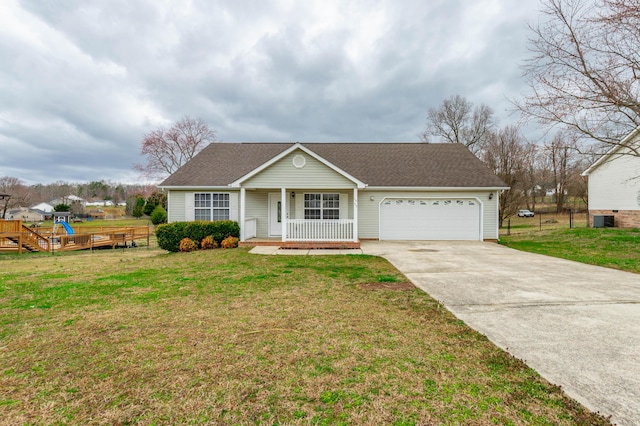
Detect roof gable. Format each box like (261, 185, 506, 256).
(160, 142, 508, 188)
(232, 143, 365, 188)
(583, 125, 640, 176)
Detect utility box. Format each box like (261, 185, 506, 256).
(593, 215, 615, 228)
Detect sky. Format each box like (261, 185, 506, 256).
(0, 0, 543, 185)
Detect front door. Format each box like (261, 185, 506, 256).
(268, 193, 282, 237)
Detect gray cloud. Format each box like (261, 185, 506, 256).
(0, 0, 541, 184)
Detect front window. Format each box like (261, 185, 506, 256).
(194, 193, 230, 221)
(304, 193, 339, 220)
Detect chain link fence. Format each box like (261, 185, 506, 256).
(500, 208, 590, 236)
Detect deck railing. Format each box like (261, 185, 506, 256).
(287, 219, 354, 242)
(0, 220, 50, 252)
(1, 220, 150, 253)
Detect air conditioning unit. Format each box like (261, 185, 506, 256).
(593, 215, 615, 228)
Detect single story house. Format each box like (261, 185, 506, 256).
(159, 142, 509, 246)
(30, 202, 54, 213)
(50, 195, 86, 207)
(7, 207, 48, 222)
(582, 126, 640, 228)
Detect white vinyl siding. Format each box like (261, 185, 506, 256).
(242, 150, 356, 189)
(588, 150, 640, 211)
(245, 190, 270, 238)
(167, 191, 186, 223)
(166, 191, 239, 223)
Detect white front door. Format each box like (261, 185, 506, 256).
(268, 193, 282, 237)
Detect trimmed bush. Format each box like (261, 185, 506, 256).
(156, 221, 240, 252)
(150, 205, 168, 225)
(179, 238, 197, 252)
(201, 235, 217, 250)
(221, 236, 239, 249)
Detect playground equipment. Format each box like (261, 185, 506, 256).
(0, 220, 150, 254)
(53, 220, 75, 236)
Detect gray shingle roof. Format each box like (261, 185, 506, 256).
(159, 142, 507, 188)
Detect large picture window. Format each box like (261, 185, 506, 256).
(194, 193, 230, 221)
(304, 193, 339, 220)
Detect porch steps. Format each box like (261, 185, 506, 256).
(4, 236, 43, 252)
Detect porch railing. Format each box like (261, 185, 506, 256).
(287, 219, 354, 242)
(244, 217, 257, 240)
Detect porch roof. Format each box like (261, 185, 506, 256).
(160, 142, 507, 188)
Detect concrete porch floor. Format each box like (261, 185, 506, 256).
(249, 245, 363, 255)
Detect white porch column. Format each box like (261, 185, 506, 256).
(353, 188, 358, 242)
(240, 187, 246, 242)
(281, 187, 287, 242)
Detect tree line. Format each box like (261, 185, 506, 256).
(0, 177, 165, 221)
(421, 94, 592, 226)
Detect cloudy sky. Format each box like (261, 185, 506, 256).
(0, 0, 542, 185)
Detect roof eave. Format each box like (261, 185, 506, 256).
(158, 185, 234, 191)
(582, 125, 640, 176)
(363, 186, 510, 191)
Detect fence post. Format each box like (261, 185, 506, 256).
(569, 209, 573, 228)
(539, 213, 542, 231)
(507, 218, 511, 236)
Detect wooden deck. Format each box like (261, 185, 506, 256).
(0, 220, 150, 254)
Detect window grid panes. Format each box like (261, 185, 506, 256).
(194, 193, 230, 221)
(304, 193, 339, 220)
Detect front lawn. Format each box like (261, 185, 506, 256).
(0, 248, 610, 425)
(500, 227, 640, 274)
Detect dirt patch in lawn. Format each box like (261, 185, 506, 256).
(358, 282, 416, 291)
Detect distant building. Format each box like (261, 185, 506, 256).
(7, 207, 48, 222)
(30, 202, 54, 213)
(51, 195, 86, 207)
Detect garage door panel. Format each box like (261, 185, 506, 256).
(379, 198, 480, 241)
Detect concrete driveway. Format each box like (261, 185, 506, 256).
(361, 240, 640, 426)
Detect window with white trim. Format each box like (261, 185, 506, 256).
(304, 193, 339, 220)
(194, 193, 230, 221)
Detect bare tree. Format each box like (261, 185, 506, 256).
(518, 0, 640, 153)
(482, 126, 531, 225)
(519, 143, 541, 211)
(421, 95, 495, 154)
(0, 177, 30, 219)
(134, 116, 218, 180)
(543, 132, 582, 213)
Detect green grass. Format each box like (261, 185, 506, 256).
(500, 227, 640, 273)
(0, 248, 611, 425)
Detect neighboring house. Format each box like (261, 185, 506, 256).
(159, 143, 509, 246)
(7, 207, 47, 222)
(582, 127, 640, 228)
(31, 202, 54, 213)
(50, 195, 86, 207)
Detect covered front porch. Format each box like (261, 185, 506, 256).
(238, 187, 361, 248)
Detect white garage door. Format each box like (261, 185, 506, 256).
(379, 198, 481, 240)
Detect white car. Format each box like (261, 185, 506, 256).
(518, 209, 535, 217)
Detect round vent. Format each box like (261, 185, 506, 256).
(292, 154, 306, 168)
